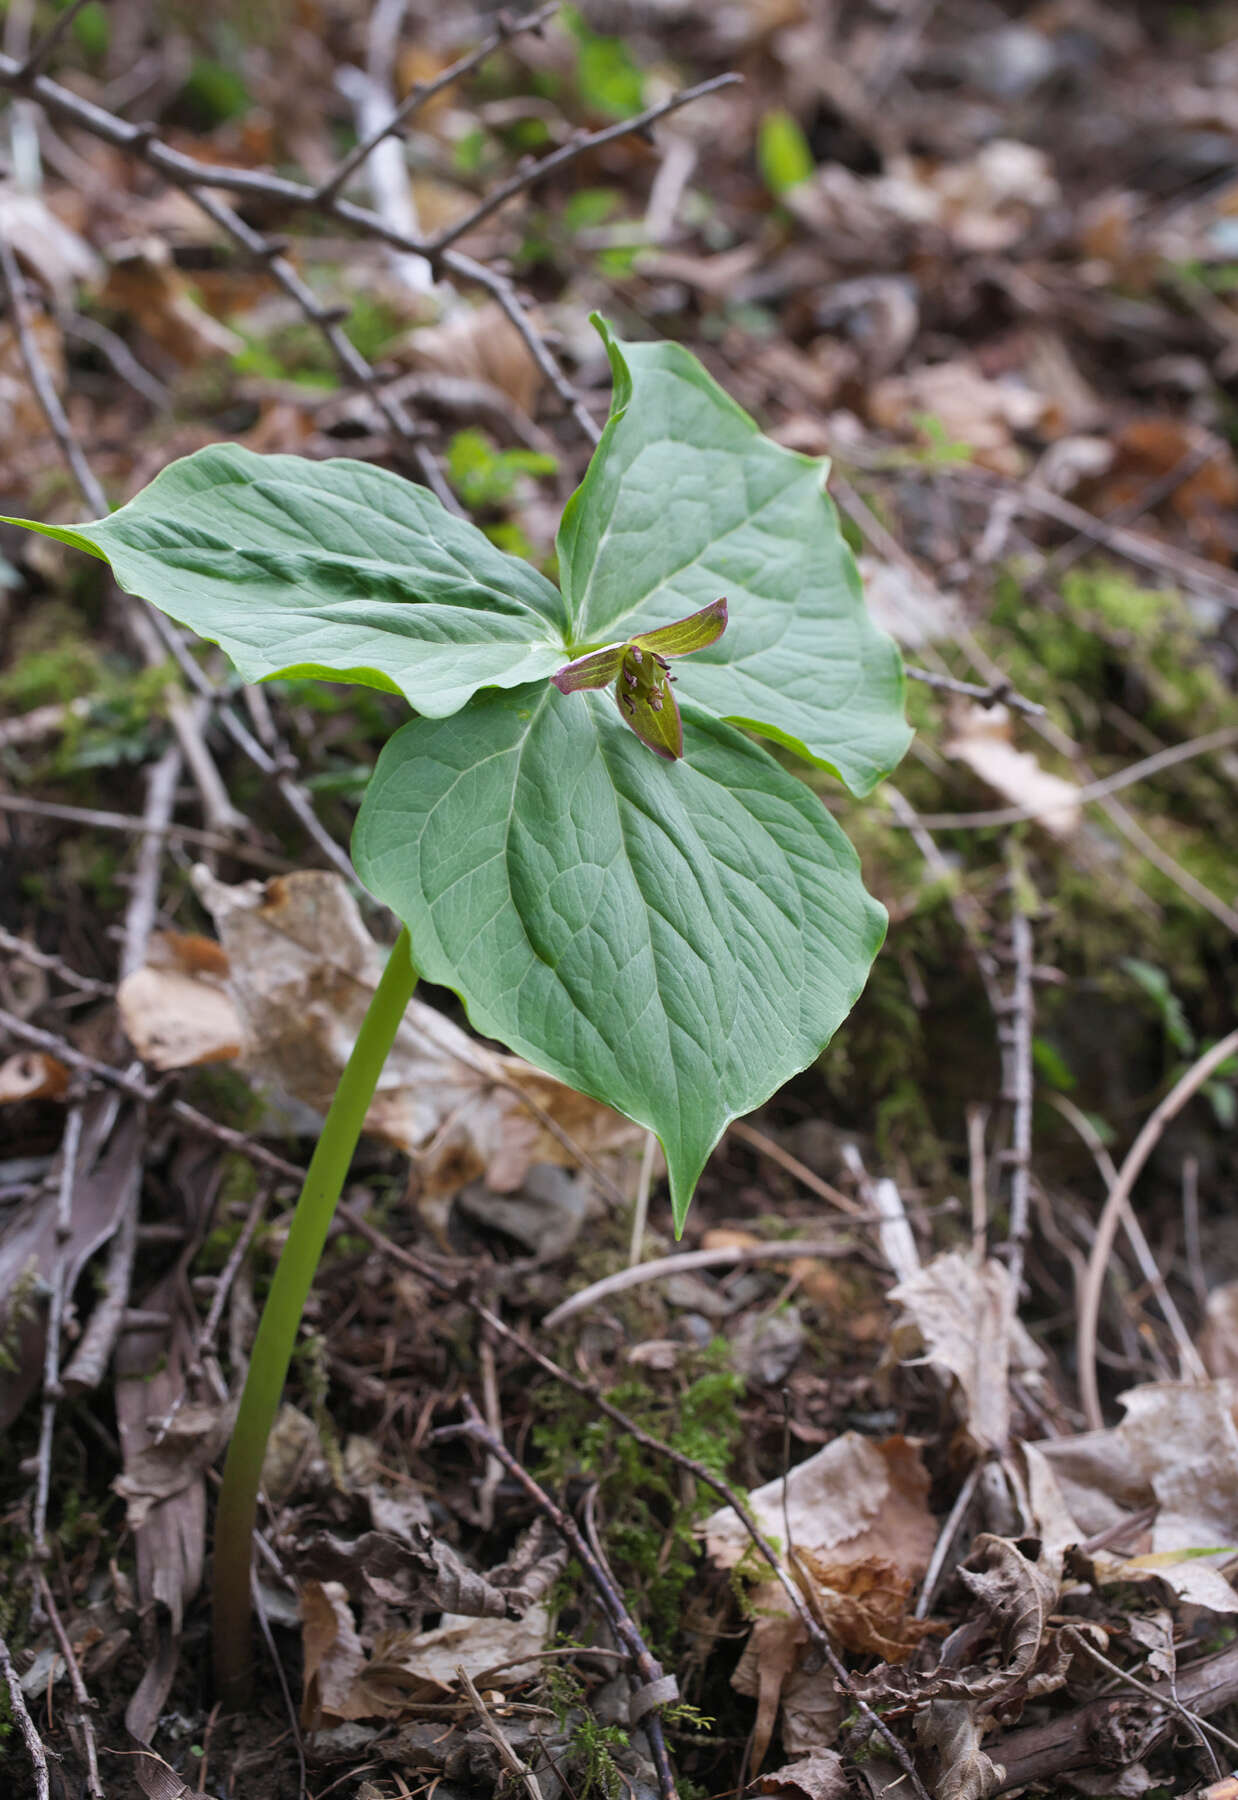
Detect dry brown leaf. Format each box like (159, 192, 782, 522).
(1033, 1382, 1238, 1612)
(0, 310, 66, 444)
(708, 1435, 936, 1755)
(117, 967, 241, 1070)
(890, 1253, 1044, 1453)
(793, 1553, 941, 1661)
(113, 1400, 234, 1530)
(399, 302, 542, 417)
(752, 1750, 850, 1800)
(855, 1536, 1069, 1720)
(0, 1050, 70, 1103)
(300, 1580, 375, 1727)
(156, 867, 643, 1211)
(870, 141, 1058, 251)
(868, 360, 1044, 475)
(103, 239, 244, 364)
(943, 704, 1082, 839)
(915, 1701, 1003, 1800)
(731, 1615, 805, 1772)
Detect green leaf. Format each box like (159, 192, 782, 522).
(757, 109, 815, 197)
(352, 685, 887, 1231)
(557, 319, 911, 794)
(1, 446, 569, 718)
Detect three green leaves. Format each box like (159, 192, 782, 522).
(1, 316, 911, 1230)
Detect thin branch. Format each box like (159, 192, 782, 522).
(451, 1402, 681, 1800)
(315, 4, 559, 203)
(0, 1628, 50, 1800)
(0, 792, 293, 874)
(905, 664, 1046, 718)
(1048, 1092, 1205, 1385)
(36, 1571, 103, 1799)
(898, 724, 1238, 830)
(0, 227, 107, 514)
(0, 924, 113, 998)
(1078, 1028, 1238, 1430)
(542, 1239, 847, 1330)
(18, 0, 93, 78)
(428, 72, 742, 252)
(949, 467, 1238, 613)
(999, 900, 1034, 1300)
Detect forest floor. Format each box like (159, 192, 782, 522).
(2, 3, 1238, 1797)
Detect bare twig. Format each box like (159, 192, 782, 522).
(897, 724, 1238, 831)
(33, 1100, 84, 1556)
(729, 1117, 864, 1217)
(949, 467, 1238, 613)
(0, 226, 107, 513)
(0, 924, 113, 998)
(0, 792, 292, 874)
(914, 1461, 980, 1621)
(36, 1571, 103, 1799)
(429, 72, 742, 252)
(450, 1399, 679, 1800)
(628, 1129, 658, 1265)
(1078, 1029, 1238, 1430)
(542, 1239, 846, 1330)
(999, 900, 1034, 1301)
(905, 663, 1047, 718)
(316, 4, 559, 204)
(0, 1628, 50, 1800)
(458, 1663, 546, 1800)
(18, 0, 93, 78)
(1048, 1092, 1205, 1385)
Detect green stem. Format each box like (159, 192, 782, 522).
(212, 927, 418, 1710)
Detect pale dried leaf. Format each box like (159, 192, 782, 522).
(868, 361, 1045, 474)
(704, 1434, 936, 1589)
(0, 1050, 70, 1102)
(189, 868, 640, 1207)
(300, 1580, 373, 1726)
(1068, 1764, 1155, 1797)
(113, 1400, 234, 1530)
(104, 239, 244, 363)
(944, 705, 1082, 839)
(752, 1750, 849, 1800)
(731, 1615, 804, 1771)
(890, 1254, 1041, 1452)
(117, 966, 242, 1070)
(400, 302, 542, 416)
(916, 1701, 1004, 1800)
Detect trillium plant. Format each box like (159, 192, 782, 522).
(3, 317, 911, 1705)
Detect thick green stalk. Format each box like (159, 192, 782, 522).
(212, 927, 417, 1709)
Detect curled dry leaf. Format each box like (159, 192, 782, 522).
(292, 1525, 521, 1620)
(855, 1535, 1069, 1722)
(889, 1252, 1045, 1454)
(915, 1700, 1003, 1800)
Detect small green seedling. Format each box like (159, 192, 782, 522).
(2, 316, 910, 1707)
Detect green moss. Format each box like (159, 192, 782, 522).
(534, 1342, 743, 1651)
